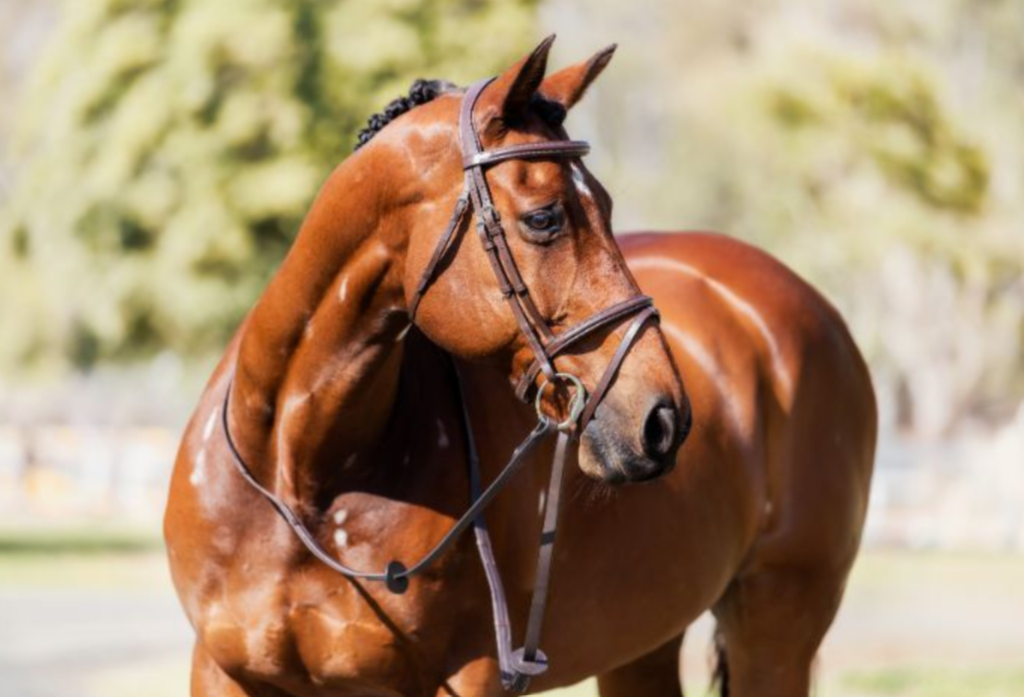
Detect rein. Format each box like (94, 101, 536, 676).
(220, 77, 659, 692)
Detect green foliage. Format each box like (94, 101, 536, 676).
(0, 0, 538, 373)
(769, 59, 990, 214)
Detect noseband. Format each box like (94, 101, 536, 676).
(221, 78, 659, 692)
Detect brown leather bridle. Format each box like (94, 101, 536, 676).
(409, 77, 659, 433)
(221, 77, 660, 692)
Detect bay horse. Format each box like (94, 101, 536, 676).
(164, 37, 876, 697)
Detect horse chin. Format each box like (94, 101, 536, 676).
(578, 421, 677, 485)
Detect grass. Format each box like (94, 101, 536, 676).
(848, 549, 1024, 597)
(0, 523, 168, 589)
(0, 525, 161, 555)
(840, 667, 1024, 697)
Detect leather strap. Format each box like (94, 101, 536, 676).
(223, 363, 569, 692)
(408, 194, 470, 322)
(511, 429, 570, 690)
(461, 80, 558, 353)
(221, 376, 555, 592)
(461, 364, 570, 692)
(579, 306, 659, 431)
(464, 141, 590, 169)
(514, 295, 656, 402)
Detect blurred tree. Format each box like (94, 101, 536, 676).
(0, 0, 538, 374)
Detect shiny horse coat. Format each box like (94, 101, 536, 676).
(164, 37, 876, 697)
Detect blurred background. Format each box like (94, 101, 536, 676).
(1, 0, 1022, 695)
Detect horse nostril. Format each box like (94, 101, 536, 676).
(641, 402, 679, 460)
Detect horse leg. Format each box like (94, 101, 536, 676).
(597, 632, 684, 697)
(711, 566, 846, 697)
(191, 642, 260, 697)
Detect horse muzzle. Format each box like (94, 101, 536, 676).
(578, 393, 691, 484)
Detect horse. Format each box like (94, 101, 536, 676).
(164, 36, 876, 697)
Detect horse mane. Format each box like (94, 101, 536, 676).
(355, 79, 458, 150)
(354, 78, 568, 151)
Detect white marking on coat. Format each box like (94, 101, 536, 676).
(338, 276, 349, 302)
(333, 509, 348, 525)
(333, 529, 349, 548)
(570, 162, 595, 202)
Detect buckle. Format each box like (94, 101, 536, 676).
(479, 204, 500, 230)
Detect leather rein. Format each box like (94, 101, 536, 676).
(220, 77, 659, 692)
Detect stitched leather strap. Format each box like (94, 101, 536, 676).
(579, 306, 659, 431)
(463, 364, 570, 692)
(408, 193, 470, 322)
(460, 80, 559, 374)
(514, 296, 656, 402)
(464, 141, 590, 169)
(511, 429, 570, 690)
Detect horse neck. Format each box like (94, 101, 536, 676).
(227, 158, 410, 505)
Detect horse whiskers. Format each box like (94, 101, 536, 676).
(569, 474, 619, 510)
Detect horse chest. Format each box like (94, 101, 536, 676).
(196, 566, 444, 694)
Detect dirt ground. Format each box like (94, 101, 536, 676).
(0, 535, 1022, 697)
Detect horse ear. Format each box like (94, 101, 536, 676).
(539, 44, 616, 110)
(481, 35, 556, 125)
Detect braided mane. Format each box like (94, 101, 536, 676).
(355, 78, 568, 151)
(354, 79, 457, 150)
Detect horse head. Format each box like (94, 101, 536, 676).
(352, 36, 691, 484)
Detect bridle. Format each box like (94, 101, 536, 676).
(408, 78, 659, 432)
(221, 78, 660, 692)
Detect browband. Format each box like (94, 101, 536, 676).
(464, 141, 591, 169)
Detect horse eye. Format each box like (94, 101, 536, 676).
(521, 205, 563, 234)
(526, 211, 554, 230)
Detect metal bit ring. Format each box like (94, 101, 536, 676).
(535, 373, 586, 432)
